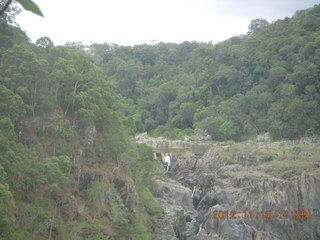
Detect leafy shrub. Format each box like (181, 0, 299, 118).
(130, 221, 152, 240)
(0, 184, 14, 239)
(261, 154, 275, 162)
(41, 155, 71, 184)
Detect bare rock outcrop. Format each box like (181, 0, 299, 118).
(158, 146, 320, 240)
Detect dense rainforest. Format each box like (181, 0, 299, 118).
(0, 5, 163, 240)
(91, 4, 320, 141)
(0, 2, 320, 240)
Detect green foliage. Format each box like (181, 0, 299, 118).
(0, 165, 6, 182)
(36, 37, 53, 48)
(0, 117, 19, 180)
(129, 144, 163, 185)
(16, 0, 43, 17)
(248, 18, 269, 33)
(82, 181, 129, 226)
(54, 219, 110, 240)
(1, 3, 320, 239)
(41, 155, 71, 184)
(76, 108, 96, 128)
(130, 221, 152, 240)
(129, 144, 164, 217)
(261, 154, 275, 162)
(91, 4, 320, 141)
(138, 188, 163, 217)
(0, 85, 27, 122)
(151, 125, 193, 139)
(16, 198, 57, 239)
(292, 146, 302, 155)
(150, 124, 168, 137)
(0, 21, 145, 238)
(0, 183, 14, 239)
(0, 117, 15, 140)
(86, 234, 109, 240)
(217, 120, 242, 141)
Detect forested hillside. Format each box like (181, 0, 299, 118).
(0, 7, 163, 240)
(92, 4, 320, 141)
(1, 3, 320, 240)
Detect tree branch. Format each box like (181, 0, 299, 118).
(0, 0, 12, 16)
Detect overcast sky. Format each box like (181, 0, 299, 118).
(15, 0, 319, 46)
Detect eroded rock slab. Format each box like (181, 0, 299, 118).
(165, 150, 320, 240)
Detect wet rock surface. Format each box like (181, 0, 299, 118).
(154, 145, 320, 240)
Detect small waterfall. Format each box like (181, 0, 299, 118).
(197, 224, 202, 235)
(191, 186, 196, 198)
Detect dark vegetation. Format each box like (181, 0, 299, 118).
(0, 3, 320, 240)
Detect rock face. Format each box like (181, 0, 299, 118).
(155, 146, 320, 240)
(154, 178, 196, 240)
(193, 128, 212, 142)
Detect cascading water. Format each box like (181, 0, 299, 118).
(191, 186, 196, 198)
(196, 224, 202, 235)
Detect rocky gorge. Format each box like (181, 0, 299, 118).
(136, 133, 320, 240)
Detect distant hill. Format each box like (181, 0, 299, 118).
(92, 4, 320, 141)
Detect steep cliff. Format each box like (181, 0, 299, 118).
(154, 137, 320, 239)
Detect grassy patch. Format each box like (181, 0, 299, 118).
(210, 137, 320, 178)
(314, 168, 320, 175)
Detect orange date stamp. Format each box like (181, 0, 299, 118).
(212, 210, 310, 220)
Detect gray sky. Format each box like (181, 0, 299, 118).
(15, 0, 319, 46)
